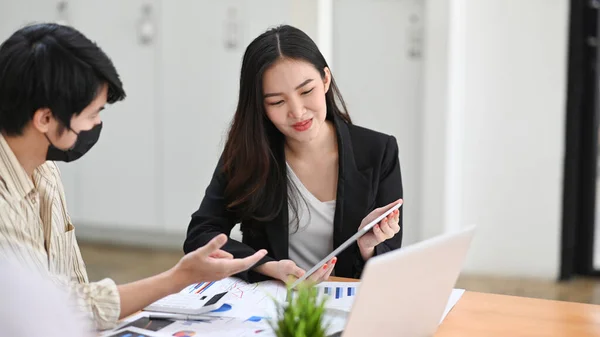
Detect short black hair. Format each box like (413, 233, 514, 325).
(0, 23, 126, 135)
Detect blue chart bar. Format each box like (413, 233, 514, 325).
(322, 286, 356, 298)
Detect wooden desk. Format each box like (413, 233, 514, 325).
(329, 276, 357, 282)
(329, 277, 600, 336)
(436, 291, 600, 337)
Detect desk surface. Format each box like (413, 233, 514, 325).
(329, 277, 600, 336)
(436, 291, 600, 337)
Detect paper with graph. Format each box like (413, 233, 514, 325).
(178, 277, 287, 321)
(313, 281, 361, 312)
(104, 278, 464, 337)
(147, 277, 461, 323)
(174, 278, 361, 320)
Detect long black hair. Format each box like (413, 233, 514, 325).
(222, 25, 351, 230)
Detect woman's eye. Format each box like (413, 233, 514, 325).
(268, 100, 284, 106)
(301, 88, 314, 95)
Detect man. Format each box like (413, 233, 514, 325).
(0, 23, 267, 330)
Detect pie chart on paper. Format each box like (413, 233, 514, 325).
(172, 331, 196, 337)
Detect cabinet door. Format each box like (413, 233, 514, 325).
(65, 0, 161, 230)
(160, 0, 291, 235)
(333, 0, 424, 245)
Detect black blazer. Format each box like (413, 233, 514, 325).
(183, 114, 404, 282)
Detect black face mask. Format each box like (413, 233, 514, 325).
(46, 123, 103, 162)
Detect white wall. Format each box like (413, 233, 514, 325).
(332, 0, 425, 245)
(421, 0, 452, 242)
(421, 0, 569, 279)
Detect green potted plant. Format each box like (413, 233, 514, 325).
(270, 282, 330, 337)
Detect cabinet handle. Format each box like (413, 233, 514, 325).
(56, 1, 69, 26)
(138, 3, 155, 45)
(224, 6, 239, 50)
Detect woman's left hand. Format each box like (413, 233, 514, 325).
(356, 199, 402, 261)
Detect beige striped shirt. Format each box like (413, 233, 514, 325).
(0, 134, 120, 330)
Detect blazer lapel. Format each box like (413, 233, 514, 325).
(333, 116, 373, 248)
(265, 203, 289, 260)
(264, 143, 290, 261)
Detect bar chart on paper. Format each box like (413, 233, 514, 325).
(183, 281, 216, 295)
(315, 282, 361, 311)
(321, 284, 357, 298)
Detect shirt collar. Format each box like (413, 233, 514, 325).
(0, 133, 36, 199)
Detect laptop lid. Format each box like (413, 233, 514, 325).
(341, 225, 476, 337)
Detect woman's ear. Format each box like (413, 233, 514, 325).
(31, 108, 53, 133)
(323, 67, 332, 93)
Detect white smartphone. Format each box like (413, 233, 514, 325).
(289, 200, 403, 289)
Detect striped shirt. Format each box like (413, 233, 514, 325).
(0, 134, 120, 330)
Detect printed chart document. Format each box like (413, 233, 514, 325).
(101, 277, 465, 337)
(178, 277, 287, 321)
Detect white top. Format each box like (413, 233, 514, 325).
(286, 163, 336, 272)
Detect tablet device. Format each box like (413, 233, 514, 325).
(289, 200, 403, 289)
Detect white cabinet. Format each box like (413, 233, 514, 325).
(160, 0, 292, 234)
(64, 0, 161, 230)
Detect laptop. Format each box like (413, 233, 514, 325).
(330, 225, 476, 337)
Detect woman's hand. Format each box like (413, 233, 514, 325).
(253, 259, 305, 283)
(357, 199, 403, 261)
(253, 257, 337, 285)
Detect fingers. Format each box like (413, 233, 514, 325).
(391, 210, 401, 233)
(372, 224, 389, 243)
(359, 215, 400, 255)
(376, 199, 403, 213)
(308, 257, 336, 283)
(197, 234, 228, 256)
(292, 265, 305, 279)
(279, 260, 305, 280)
(307, 265, 327, 282)
(378, 213, 400, 239)
(224, 249, 268, 275)
(359, 199, 403, 230)
(196, 234, 227, 256)
(321, 258, 336, 281)
(209, 249, 234, 259)
(380, 218, 395, 237)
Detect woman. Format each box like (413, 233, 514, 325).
(184, 25, 403, 284)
